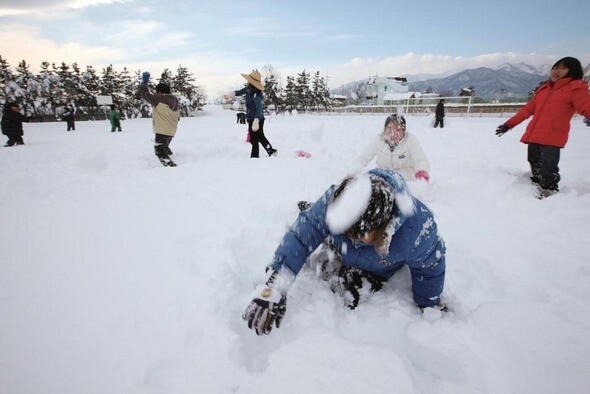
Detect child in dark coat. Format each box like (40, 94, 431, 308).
(62, 107, 76, 131)
(1, 102, 31, 147)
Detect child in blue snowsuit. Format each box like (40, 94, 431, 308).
(243, 168, 447, 335)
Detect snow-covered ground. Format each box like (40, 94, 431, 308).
(1, 105, 589, 394)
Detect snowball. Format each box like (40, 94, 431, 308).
(326, 175, 372, 234)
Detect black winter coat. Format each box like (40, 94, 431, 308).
(435, 102, 445, 118)
(62, 111, 75, 122)
(1, 110, 30, 137)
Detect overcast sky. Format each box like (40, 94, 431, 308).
(1, 0, 589, 98)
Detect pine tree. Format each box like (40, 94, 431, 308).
(70, 63, 88, 112)
(81, 65, 101, 119)
(263, 69, 283, 114)
(56, 62, 78, 108)
(119, 67, 140, 118)
(310, 71, 332, 111)
(159, 69, 173, 85)
(116, 67, 139, 118)
(14, 60, 43, 117)
(38, 62, 61, 118)
(295, 70, 311, 111)
(172, 65, 204, 116)
(283, 76, 297, 114)
(0, 55, 205, 120)
(0, 55, 14, 106)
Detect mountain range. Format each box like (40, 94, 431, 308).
(333, 63, 551, 99)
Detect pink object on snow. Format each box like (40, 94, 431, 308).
(295, 150, 312, 158)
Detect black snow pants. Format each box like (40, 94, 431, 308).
(527, 143, 561, 191)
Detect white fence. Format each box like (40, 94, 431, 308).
(327, 96, 527, 118)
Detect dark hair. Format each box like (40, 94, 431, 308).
(155, 83, 171, 94)
(384, 114, 406, 129)
(332, 175, 395, 238)
(552, 57, 584, 80)
(4, 101, 18, 110)
(110, 104, 117, 110)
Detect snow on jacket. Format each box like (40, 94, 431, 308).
(140, 84, 180, 137)
(269, 168, 445, 307)
(234, 86, 264, 120)
(1, 109, 30, 137)
(354, 132, 430, 181)
(505, 78, 590, 148)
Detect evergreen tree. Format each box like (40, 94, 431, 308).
(159, 68, 173, 85)
(295, 70, 311, 111)
(121, 67, 142, 118)
(56, 62, 78, 107)
(172, 65, 204, 116)
(38, 62, 61, 118)
(81, 65, 101, 119)
(0, 55, 205, 120)
(311, 71, 332, 111)
(14, 60, 43, 117)
(102, 65, 120, 95)
(70, 62, 87, 111)
(263, 68, 283, 114)
(48, 62, 69, 112)
(0, 55, 14, 106)
(283, 76, 297, 114)
(119, 67, 139, 118)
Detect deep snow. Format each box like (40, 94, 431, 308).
(1, 105, 589, 394)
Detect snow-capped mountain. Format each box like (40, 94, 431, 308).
(333, 63, 551, 99)
(407, 64, 549, 98)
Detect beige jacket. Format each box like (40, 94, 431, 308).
(140, 84, 180, 137)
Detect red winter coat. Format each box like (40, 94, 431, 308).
(505, 78, 590, 148)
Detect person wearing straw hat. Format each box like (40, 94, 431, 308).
(234, 70, 277, 158)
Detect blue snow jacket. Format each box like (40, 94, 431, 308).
(269, 168, 446, 307)
(234, 86, 264, 120)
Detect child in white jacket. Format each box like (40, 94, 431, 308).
(355, 114, 430, 182)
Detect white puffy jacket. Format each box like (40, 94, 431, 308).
(354, 132, 430, 181)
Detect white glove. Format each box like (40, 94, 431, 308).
(252, 118, 260, 132)
(242, 285, 286, 335)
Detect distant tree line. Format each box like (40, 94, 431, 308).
(0, 55, 205, 120)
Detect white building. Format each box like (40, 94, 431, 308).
(330, 94, 347, 106)
(366, 76, 413, 105)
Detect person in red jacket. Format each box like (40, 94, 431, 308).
(495, 57, 590, 198)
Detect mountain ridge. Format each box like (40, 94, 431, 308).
(333, 63, 550, 99)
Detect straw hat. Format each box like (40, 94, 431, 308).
(241, 69, 264, 90)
